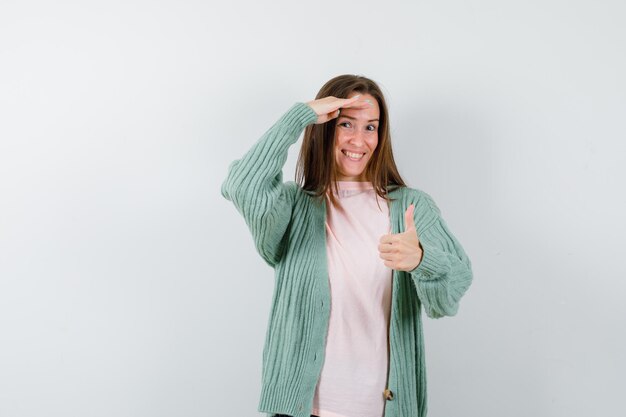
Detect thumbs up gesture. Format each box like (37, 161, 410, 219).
(378, 204, 424, 271)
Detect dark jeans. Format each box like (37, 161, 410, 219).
(274, 415, 319, 417)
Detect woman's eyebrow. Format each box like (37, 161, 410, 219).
(339, 115, 379, 122)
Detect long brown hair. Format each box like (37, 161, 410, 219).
(295, 74, 407, 210)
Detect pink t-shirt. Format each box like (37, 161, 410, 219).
(311, 180, 394, 417)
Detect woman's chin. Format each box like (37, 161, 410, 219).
(338, 170, 366, 181)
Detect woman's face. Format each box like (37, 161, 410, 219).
(333, 92, 380, 181)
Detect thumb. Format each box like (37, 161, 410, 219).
(404, 203, 416, 233)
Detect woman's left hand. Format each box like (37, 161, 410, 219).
(378, 204, 423, 272)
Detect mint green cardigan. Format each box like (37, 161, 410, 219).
(221, 102, 473, 417)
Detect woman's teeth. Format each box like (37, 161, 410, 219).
(342, 150, 365, 160)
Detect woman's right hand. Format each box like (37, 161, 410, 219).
(305, 95, 370, 125)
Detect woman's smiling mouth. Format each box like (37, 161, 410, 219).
(342, 150, 365, 160)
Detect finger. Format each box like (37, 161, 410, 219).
(341, 94, 372, 109)
(378, 246, 395, 258)
(341, 99, 371, 110)
(344, 94, 361, 102)
(379, 252, 393, 262)
(404, 203, 416, 233)
(378, 242, 394, 253)
(379, 233, 396, 244)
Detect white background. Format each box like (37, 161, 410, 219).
(1, 1, 624, 416)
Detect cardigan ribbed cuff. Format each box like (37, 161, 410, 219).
(221, 101, 318, 204)
(408, 240, 452, 280)
(276, 102, 319, 132)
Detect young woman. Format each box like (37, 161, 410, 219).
(221, 74, 473, 417)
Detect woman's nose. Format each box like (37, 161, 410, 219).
(348, 130, 366, 145)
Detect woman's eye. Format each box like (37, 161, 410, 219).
(339, 122, 377, 131)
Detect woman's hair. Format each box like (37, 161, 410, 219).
(295, 74, 407, 210)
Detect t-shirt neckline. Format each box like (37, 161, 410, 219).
(334, 180, 374, 190)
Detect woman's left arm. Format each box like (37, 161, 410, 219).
(408, 193, 474, 319)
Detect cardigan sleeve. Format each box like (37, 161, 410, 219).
(408, 192, 473, 319)
(220, 102, 319, 268)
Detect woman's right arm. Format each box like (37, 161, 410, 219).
(220, 102, 318, 267)
(220, 95, 366, 267)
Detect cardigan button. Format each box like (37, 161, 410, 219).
(383, 388, 394, 400)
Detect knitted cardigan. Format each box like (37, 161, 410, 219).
(220, 102, 473, 417)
